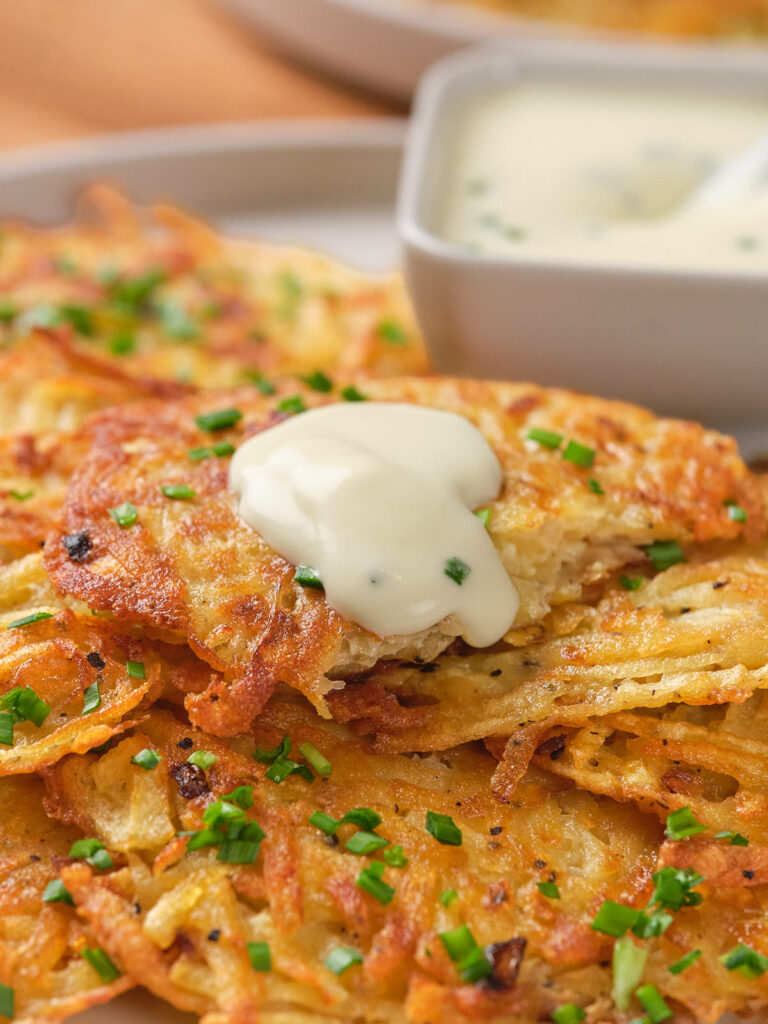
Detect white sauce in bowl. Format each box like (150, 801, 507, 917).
(229, 403, 518, 646)
(440, 81, 768, 269)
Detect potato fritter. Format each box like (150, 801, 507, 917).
(433, 0, 768, 37)
(35, 699, 768, 1024)
(329, 544, 768, 791)
(44, 377, 763, 733)
(0, 773, 132, 1022)
(532, 691, 768, 843)
(0, 186, 427, 394)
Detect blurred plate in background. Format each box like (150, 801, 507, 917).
(0, 120, 404, 273)
(215, 0, 768, 101)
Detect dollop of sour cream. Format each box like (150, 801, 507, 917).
(229, 402, 518, 646)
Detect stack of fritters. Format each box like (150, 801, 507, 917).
(2, 194, 768, 1024)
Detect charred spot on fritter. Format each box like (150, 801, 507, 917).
(62, 530, 92, 563)
(86, 651, 106, 670)
(535, 734, 567, 761)
(171, 761, 209, 799)
(484, 937, 527, 990)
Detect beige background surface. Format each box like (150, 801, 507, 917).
(0, 0, 398, 151)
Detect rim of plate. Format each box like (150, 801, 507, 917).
(0, 118, 408, 181)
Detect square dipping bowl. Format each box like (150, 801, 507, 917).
(398, 41, 768, 434)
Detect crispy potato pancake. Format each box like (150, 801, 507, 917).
(0, 582, 218, 775)
(0, 331, 189, 439)
(37, 699, 768, 1024)
(43, 378, 762, 734)
(0, 772, 132, 1021)
(329, 545, 768, 793)
(532, 692, 768, 843)
(435, 0, 768, 37)
(0, 187, 427, 394)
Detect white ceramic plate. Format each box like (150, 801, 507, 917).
(215, 0, 768, 101)
(0, 119, 405, 274)
(0, 118, 408, 1024)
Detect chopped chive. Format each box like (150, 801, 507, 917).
(458, 944, 492, 984)
(537, 881, 560, 899)
(526, 427, 563, 449)
(81, 947, 121, 983)
(1, 687, 50, 728)
(725, 500, 748, 523)
(298, 742, 332, 776)
(109, 501, 138, 528)
(265, 756, 313, 784)
(635, 983, 673, 1022)
(0, 983, 13, 1018)
(188, 441, 236, 461)
(439, 924, 476, 962)
(715, 830, 749, 846)
(59, 304, 94, 336)
(377, 319, 407, 345)
(8, 489, 34, 501)
(82, 681, 101, 714)
(665, 806, 706, 840)
(309, 810, 340, 835)
(562, 440, 595, 468)
(444, 557, 471, 586)
(646, 540, 685, 571)
(302, 370, 333, 392)
(195, 408, 242, 432)
(426, 810, 462, 846)
(212, 441, 236, 457)
(188, 750, 218, 770)
(246, 371, 276, 395)
(294, 566, 323, 590)
(131, 748, 161, 771)
(161, 484, 196, 500)
(720, 943, 768, 978)
(247, 941, 271, 971)
(649, 867, 704, 911)
(217, 839, 261, 864)
(620, 576, 643, 591)
(325, 946, 363, 974)
(552, 1005, 586, 1024)
(345, 831, 388, 855)
(341, 385, 367, 402)
(612, 934, 648, 1011)
(342, 808, 382, 830)
(109, 268, 164, 307)
(7, 611, 53, 629)
(0, 302, 17, 324)
(587, 477, 604, 495)
(474, 508, 491, 527)
(0, 714, 14, 746)
(439, 888, 458, 908)
(356, 866, 395, 904)
(591, 900, 640, 938)
(383, 845, 408, 868)
(225, 785, 254, 809)
(669, 949, 702, 975)
(42, 878, 74, 905)
(126, 660, 145, 679)
(108, 331, 135, 355)
(277, 395, 307, 415)
(252, 735, 291, 765)
(70, 838, 113, 871)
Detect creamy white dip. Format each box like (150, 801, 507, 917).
(440, 81, 768, 269)
(229, 403, 518, 646)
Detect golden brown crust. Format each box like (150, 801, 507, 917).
(44, 378, 763, 733)
(0, 186, 427, 401)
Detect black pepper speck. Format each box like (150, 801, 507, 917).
(62, 531, 92, 563)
